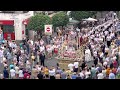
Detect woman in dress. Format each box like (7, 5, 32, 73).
(85, 47, 92, 62)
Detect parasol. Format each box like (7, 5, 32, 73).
(82, 17, 97, 22)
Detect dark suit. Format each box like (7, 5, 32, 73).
(40, 54, 45, 66)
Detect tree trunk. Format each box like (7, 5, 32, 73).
(37, 30, 41, 39)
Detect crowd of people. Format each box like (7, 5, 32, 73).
(0, 11, 120, 79)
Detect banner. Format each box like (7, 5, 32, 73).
(44, 25, 52, 35)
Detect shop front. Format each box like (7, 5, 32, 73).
(0, 20, 15, 40)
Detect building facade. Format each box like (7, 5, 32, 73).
(0, 11, 34, 40)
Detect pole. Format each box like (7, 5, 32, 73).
(78, 31, 80, 49)
(77, 34, 78, 50)
(62, 36, 64, 59)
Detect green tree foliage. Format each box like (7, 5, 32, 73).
(52, 12, 69, 27)
(70, 11, 97, 21)
(27, 14, 51, 31)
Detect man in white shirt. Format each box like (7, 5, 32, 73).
(40, 45, 45, 53)
(49, 68, 55, 79)
(73, 61, 79, 72)
(68, 63, 74, 72)
(10, 67, 16, 79)
(97, 71, 104, 79)
(18, 68, 24, 79)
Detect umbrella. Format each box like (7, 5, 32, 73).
(69, 19, 79, 24)
(82, 17, 97, 22)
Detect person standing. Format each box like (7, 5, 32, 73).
(10, 67, 16, 79)
(40, 53, 45, 66)
(68, 63, 74, 72)
(91, 65, 97, 79)
(31, 53, 35, 67)
(37, 71, 44, 79)
(49, 68, 55, 79)
(18, 68, 24, 79)
(106, 34, 111, 48)
(73, 60, 79, 73)
(3, 67, 9, 79)
(15, 64, 19, 79)
(109, 71, 115, 79)
(61, 69, 67, 79)
(0, 48, 3, 63)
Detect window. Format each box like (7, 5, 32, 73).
(3, 25, 14, 33)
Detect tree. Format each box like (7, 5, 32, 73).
(70, 11, 97, 21)
(52, 12, 69, 27)
(27, 14, 51, 39)
(27, 14, 51, 32)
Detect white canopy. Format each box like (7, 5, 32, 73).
(83, 17, 97, 22)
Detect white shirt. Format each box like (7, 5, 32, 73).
(100, 52, 104, 58)
(68, 63, 74, 71)
(26, 60, 30, 65)
(113, 56, 117, 60)
(105, 47, 109, 52)
(103, 61, 107, 66)
(85, 71, 91, 78)
(110, 33, 114, 38)
(15, 66, 19, 74)
(31, 40, 33, 45)
(73, 62, 79, 68)
(0, 50, 3, 58)
(10, 69, 16, 77)
(107, 36, 111, 41)
(19, 70, 24, 78)
(1, 46, 4, 50)
(38, 67, 41, 72)
(49, 70, 55, 76)
(102, 70, 106, 77)
(47, 47, 52, 52)
(40, 46, 45, 52)
(105, 31, 108, 36)
(79, 72, 84, 79)
(97, 73, 104, 79)
(3, 63, 7, 67)
(40, 40, 44, 45)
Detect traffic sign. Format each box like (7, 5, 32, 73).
(45, 25, 52, 35)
